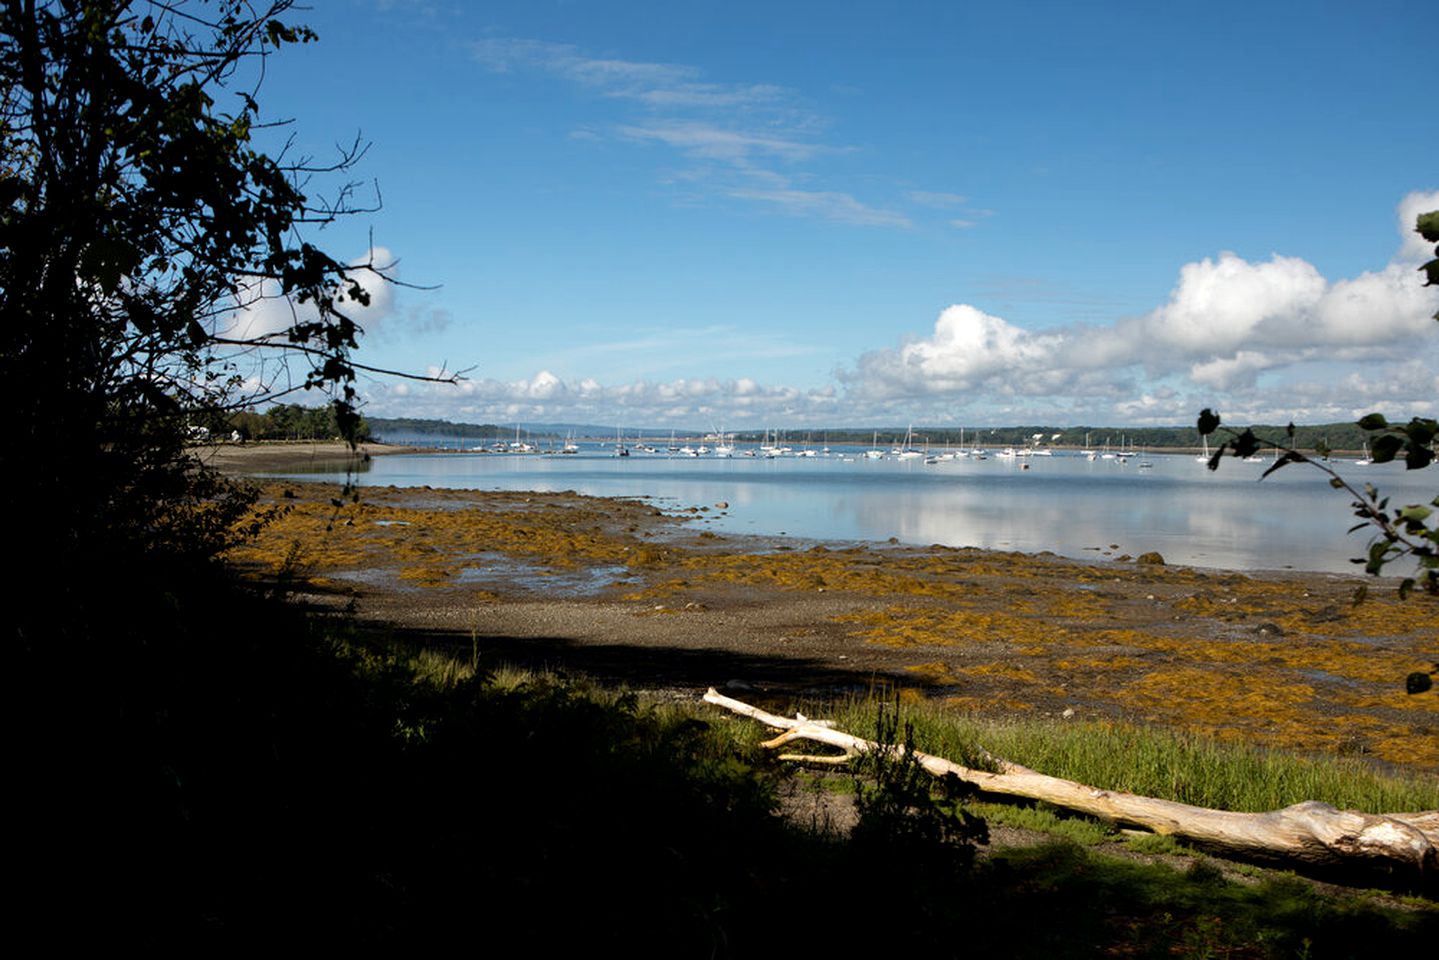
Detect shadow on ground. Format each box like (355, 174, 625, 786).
(360, 620, 916, 701)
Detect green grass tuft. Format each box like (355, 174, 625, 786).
(812, 694, 1439, 814)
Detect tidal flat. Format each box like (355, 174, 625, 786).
(224, 467, 1439, 777)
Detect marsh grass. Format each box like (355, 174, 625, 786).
(814, 694, 1439, 814)
(416, 655, 1437, 825)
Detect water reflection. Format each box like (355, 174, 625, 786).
(259, 447, 1433, 575)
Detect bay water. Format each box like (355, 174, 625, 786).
(255, 444, 1437, 576)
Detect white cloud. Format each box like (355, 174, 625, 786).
(841, 194, 1439, 414)
(219, 246, 401, 343)
(727, 188, 912, 228)
(1188, 351, 1272, 390)
(1396, 189, 1439, 264)
(618, 121, 821, 163)
(368, 194, 1437, 428)
(1135, 253, 1327, 354)
(470, 36, 923, 230)
(369, 369, 842, 425)
(469, 38, 786, 112)
(908, 190, 968, 207)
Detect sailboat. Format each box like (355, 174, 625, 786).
(1195, 434, 1210, 464)
(896, 425, 923, 460)
(1354, 442, 1372, 466)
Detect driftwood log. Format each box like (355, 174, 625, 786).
(704, 688, 1439, 884)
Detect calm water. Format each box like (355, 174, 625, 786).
(257, 444, 1437, 576)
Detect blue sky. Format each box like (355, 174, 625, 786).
(245, 0, 1438, 428)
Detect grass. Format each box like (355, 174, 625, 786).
(18, 562, 1436, 956)
(972, 799, 1117, 845)
(810, 693, 1439, 814)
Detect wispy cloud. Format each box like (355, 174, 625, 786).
(728, 188, 912, 228)
(469, 38, 785, 111)
(617, 121, 822, 163)
(908, 190, 968, 207)
(470, 36, 921, 229)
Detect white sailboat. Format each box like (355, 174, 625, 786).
(896, 425, 923, 460)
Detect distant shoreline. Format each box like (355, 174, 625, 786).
(194, 440, 445, 474)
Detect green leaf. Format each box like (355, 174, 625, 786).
(1405, 672, 1433, 695)
(1356, 413, 1388, 430)
(1370, 434, 1403, 464)
(1418, 210, 1439, 244)
(1196, 409, 1221, 435)
(1397, 504, 1432, 523)
(1403, 417, 1436, 445)
(1233, 429, 1260, 459)
(1261, 450, 1304, 479)
(1365, 541, 1389, 575)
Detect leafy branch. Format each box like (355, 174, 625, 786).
(1196, 209, 1439, 695)
(1198, 410, 1437, 598)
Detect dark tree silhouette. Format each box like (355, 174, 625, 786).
(0, 0, 442, 565)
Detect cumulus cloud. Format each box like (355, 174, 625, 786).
(841, 192, 1439, 414)
(218, 246, 401, 343)
(368, 194, 1436, 428)
(1396, 189, 1439, 263)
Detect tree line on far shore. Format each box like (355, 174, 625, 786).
(331, 413, 1382, 453)
(217, 403, 375, 443)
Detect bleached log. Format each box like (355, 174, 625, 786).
(703, 688, 1438, 881)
